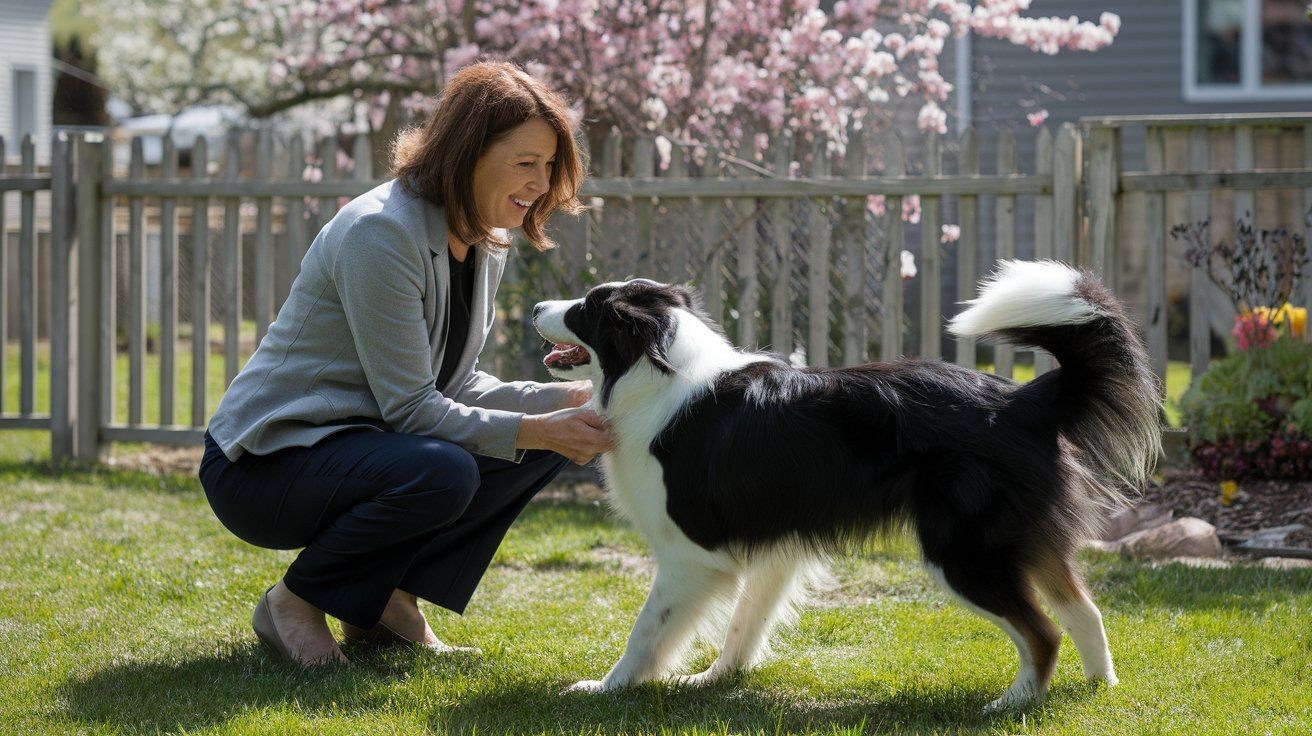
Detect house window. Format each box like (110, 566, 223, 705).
(12, 67, 37, 142)
(1185, 0, 1312, 100)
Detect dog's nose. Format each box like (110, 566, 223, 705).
(532, 303, 546, 320)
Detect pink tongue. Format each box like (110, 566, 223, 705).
(545, 343, 575, 365)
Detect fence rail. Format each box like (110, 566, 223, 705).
(0, 113, 1310, 464)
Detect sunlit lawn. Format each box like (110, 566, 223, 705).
(1, 425, 1310, 734)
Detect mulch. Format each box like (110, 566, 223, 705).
(1142, 468, 1312, 548)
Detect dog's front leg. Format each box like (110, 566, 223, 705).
(566, 564, 734, 693)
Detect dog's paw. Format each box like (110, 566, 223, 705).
(982, 689, 1038, 715)
(1087, 671, 1119, 688)
(670, 666, 730, 687)
(563, 679, 608, 695)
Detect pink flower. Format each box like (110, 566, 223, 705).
(1232, 311, 1278, 352)
(916, 102, 948, 134)
(1027, 109, 1049, 127)
(940, 224, 961, 243)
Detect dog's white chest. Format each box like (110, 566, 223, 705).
(598, 444, 677, 545)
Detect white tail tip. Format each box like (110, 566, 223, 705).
(948, 260, 1103, 337)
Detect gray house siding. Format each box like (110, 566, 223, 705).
(0, 0, 54, 166)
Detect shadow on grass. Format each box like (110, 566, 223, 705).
(441, 675, 1105, 735)
(58, 640, 1109, 735)
(57, 642, 483, 733)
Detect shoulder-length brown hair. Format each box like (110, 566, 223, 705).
(392, 61, 585, 251)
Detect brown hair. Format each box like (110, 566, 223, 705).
(392, 61, 585, 251)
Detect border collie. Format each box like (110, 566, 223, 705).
(532, 260, 1160, 712)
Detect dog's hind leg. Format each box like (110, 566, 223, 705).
(673, 555, 816, 686)
(926, 560, 1061, 713)
(566, 562, 738, 693)
(1033, 557, 1117, 687)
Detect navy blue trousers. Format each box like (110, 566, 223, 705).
(198, 428, 568, 629)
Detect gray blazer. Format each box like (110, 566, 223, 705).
(206, 179, 571, 463)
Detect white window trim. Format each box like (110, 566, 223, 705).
(1183, 0, 1312, 102)
(10, 63, 40, 144)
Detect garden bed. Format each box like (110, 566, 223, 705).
(1143, 468, 1312, 549)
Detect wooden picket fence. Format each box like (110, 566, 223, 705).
(1, 112, 1309, 463)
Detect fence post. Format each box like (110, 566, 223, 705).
(1144, 126, 1168, 384)
(954, 127, 979, 369)
(1053, 123, 1080, 265)
(74, 135, 105, 462)
(880, 132, 907, 362)
(50, 132, 75, 464)
(994, 130, 1016, 378)
(1083, 125, 1119, 281)
(918, 133, 942, 361)
(1033, 127, 1056, 376)
(807, 137, 832, 367)
(839, 126, 867, 365)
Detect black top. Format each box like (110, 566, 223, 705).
(436, 249, 476, 391)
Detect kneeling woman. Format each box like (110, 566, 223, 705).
(199, 62, 610, 665)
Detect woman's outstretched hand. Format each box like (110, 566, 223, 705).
(516, 407, 613, 465)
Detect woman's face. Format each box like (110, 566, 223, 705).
(472, 117, 558, 231)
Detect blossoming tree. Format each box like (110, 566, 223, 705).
(92, 0, 1120, 163)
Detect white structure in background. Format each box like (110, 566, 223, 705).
(0, 0, 54, 166)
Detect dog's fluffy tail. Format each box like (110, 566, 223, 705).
(948, 260, 1162, 508)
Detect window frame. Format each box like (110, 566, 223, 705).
(1183, 0, 1312, 101)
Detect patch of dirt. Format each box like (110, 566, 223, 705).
(1143, 467, 1312, 544)
(107, 445, 204, 477)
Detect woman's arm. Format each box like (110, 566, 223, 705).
(333, 214, 528, 460)
(452, 370, 591, 413)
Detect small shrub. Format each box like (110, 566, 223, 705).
(1182, 337, 1312, 480)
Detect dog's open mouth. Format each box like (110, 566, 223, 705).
(544, 343, 591, 369)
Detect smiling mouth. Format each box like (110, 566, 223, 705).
(511, 196, 533, 208)
(544, 342, 591, 369)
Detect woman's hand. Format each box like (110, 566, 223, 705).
(516, 407, 613, 465)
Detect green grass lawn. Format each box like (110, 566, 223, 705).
(1, 431, 1309, 735)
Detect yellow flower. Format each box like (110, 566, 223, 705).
(1219, 480, 1238, 506)
(1250, 303, 1307, 339)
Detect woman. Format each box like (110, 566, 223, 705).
(198, 61, 610, 666)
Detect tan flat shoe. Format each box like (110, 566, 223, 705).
(252, 586, 295, 661)
(253, 586, 348, 666)
(341, 620, 481, 655)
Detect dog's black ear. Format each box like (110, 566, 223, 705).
(611, 300, 675, 374)
(599, 299, 675, 407)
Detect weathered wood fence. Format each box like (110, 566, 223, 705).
(1, 113, 1309, 463)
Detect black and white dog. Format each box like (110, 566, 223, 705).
(532, 260, 1160, 712)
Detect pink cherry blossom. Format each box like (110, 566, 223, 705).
(89, 0, 1123, 216)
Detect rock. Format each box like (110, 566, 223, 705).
(1241, 524, 1307, 549)
(1098, 504, 1173, 542)
(1123, 517, 1223, 560)
(1259, 557, 1312, 569)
